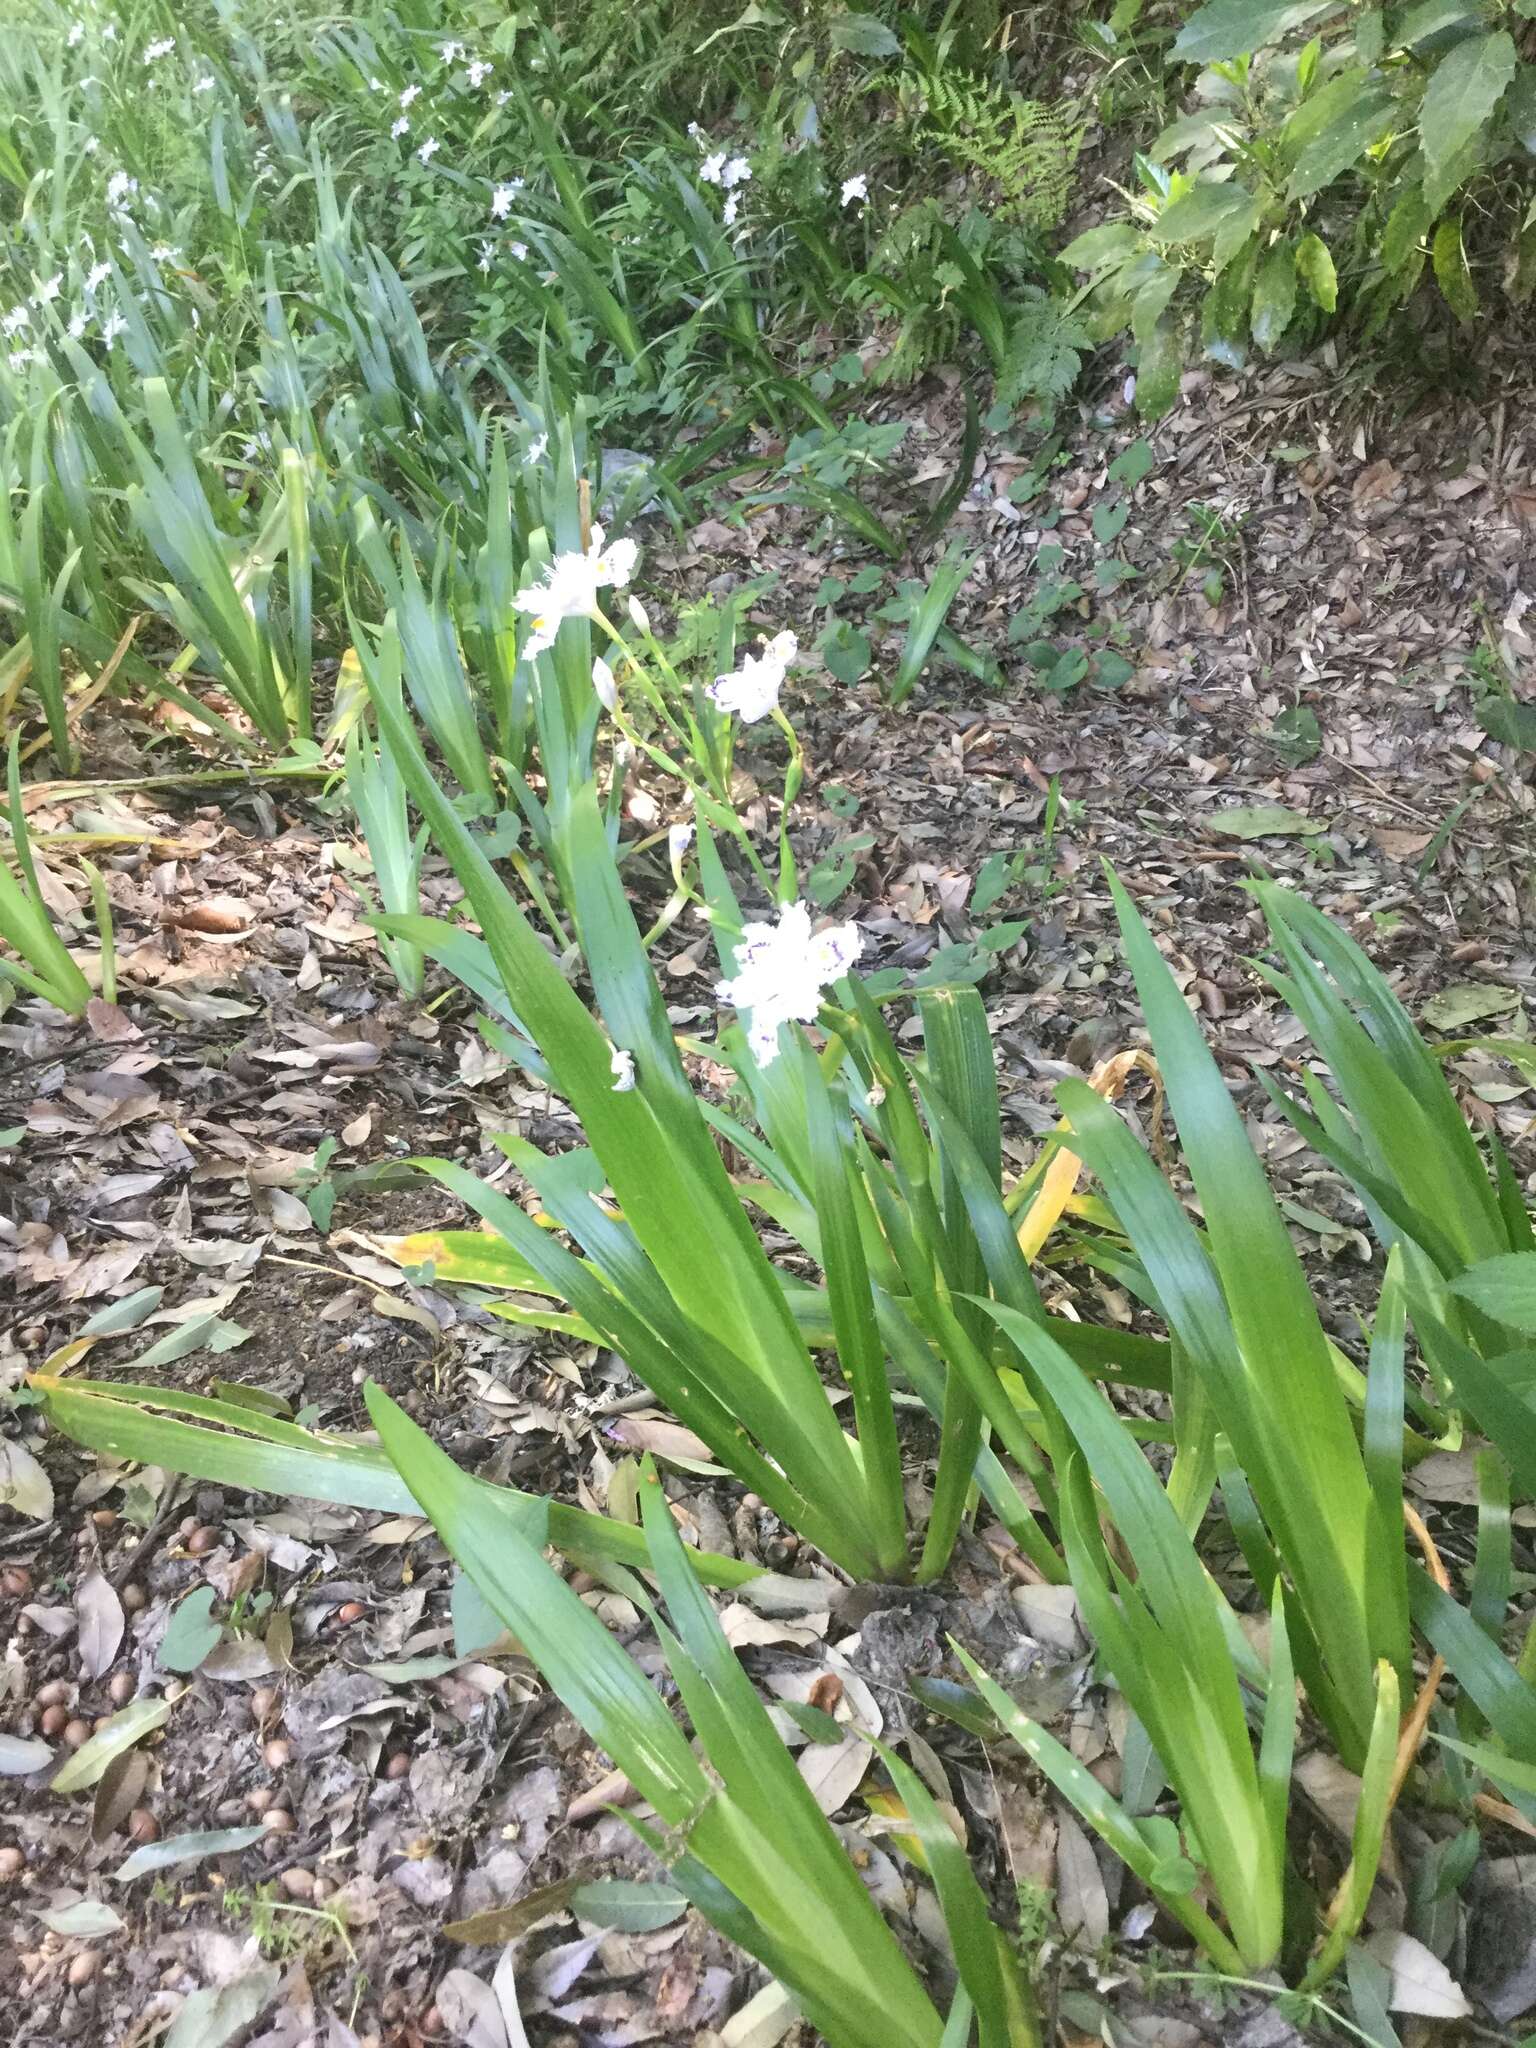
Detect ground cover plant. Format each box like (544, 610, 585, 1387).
(7, 1, 1536, 2045)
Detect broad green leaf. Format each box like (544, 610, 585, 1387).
(1295, 233, 1338, 312)
(1285, 91, 1397, 201)
(1153, 182, 1257, 246)
(1251, 244, 1298, 352)
(1451, 1253, 1536, 1332)
(1420, 32, 1516, 194)
(1173, 0, 1333, 63)
(1432, 214, 1480, 318)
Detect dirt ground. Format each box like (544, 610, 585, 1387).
(4, 352, 1536, 2046)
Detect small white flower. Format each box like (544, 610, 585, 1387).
(368, 75, 382, 90)
(418, 135, 439, 164)
(86, 261, 111, 291)
(592, 656, 618, 710)
(1, 306, 29, 337)
(508, 240, 528, 262)
(610, 1046, 636, 1092)
(438, 39, 464, 61)
(687, 122, 704, 141)
(82, 136, 99, 154)
(627, 594, 650, 635)
(67, 22, 85, 46)
(840, 173, 868, 209)
(399, 82, 420, 108)
(32, 274, 62, 306)
(495, 88, 512, 106)
(668, 822, 694, 864)
(391, 116, 410, 138)
(699, 151, 727, 186)
(722, 192, 741, 226)
(717, 901, 863, 1067)
(102, 310, 127, 344)
(527, 432, 548, 462)
(708, 630, 797, 724)
(513, 523, 639, 658)
(477, 240, 494, 273)
(67, 312, 88, 339)
(722, 156, 751, 188)
(101, 22, 115, 39)
(490, 179, 524, 218)
(143, 36, 175, 63)
(106, 171, 137, 207)
(193, 73, 215, 92)
(466, 58, 491, 87)
(149, 243, 178, 263)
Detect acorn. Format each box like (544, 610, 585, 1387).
(120, 1584, 146, 1613)
(39, 1705, 68, 1739)
(107, 1672, 136, 1707)
(335, 1602, 365, 1626)
(185, 1527, 218, 1556)
(62, 1719, 91, 1749)
(36, 1679, 69, 1708)
(278, 1866, 314, 1900)
(66, 1950, 99, 1987)
(127, 1810, 159, 1844)
(261, 1808, 294, 1836)
(263, 1738, 292, 1771)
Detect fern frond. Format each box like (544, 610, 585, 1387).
(923, 75, 1084, 227)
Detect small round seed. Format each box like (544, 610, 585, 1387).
(36, 1680, 69, 1709)
(127, 1809, 159, 1844)
(40, 1705, 68, 1738)
(278, 1866, 314, 1900)
(62, 1719, 91, 1749)
(107, 1672, 136, 1707)
(185, 1527, 218, 1556)
(245, 1786, 273, 1815)
(120, 1584, 146, 1613)
(67, 1950, 99, 1987)
(335, 1602, 365, 1625)
(261, 1808, 294, 1836)
(1, 1566, 32, 1600)
(263, 1738, 292, 1771)
(384, 1752, 410, 1781)
(0, 1847, 24, 1879)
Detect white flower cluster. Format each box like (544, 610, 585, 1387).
(513, 525, 639, 659)
(700, 150, 752, 226)
(717, 901, 862, 1068)
(143, 35, 175, 63)
(707, 630, 796, 724)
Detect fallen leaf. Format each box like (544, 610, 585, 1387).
(86, 999, 142, 1043)
(1365, 1930, 1471, 2017)
(76, 1569, 125, 1680)
(163, 1962, 280, 2048)
(1210, 804, 1325, 840)
(114, 1823, 266, 1880)
(52, 1695, 171, 1795)
(0, 1438, 54, 1520)
(1421, 983, 1522, 1031)
(35, 1896, 124, 1937)
(1054, 1804, 1110, 1945)
(0, 1735, 53, 1775)
(1370, 826, 1433, 861)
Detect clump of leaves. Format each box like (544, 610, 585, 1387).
(1071, 0, 1536, 414)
